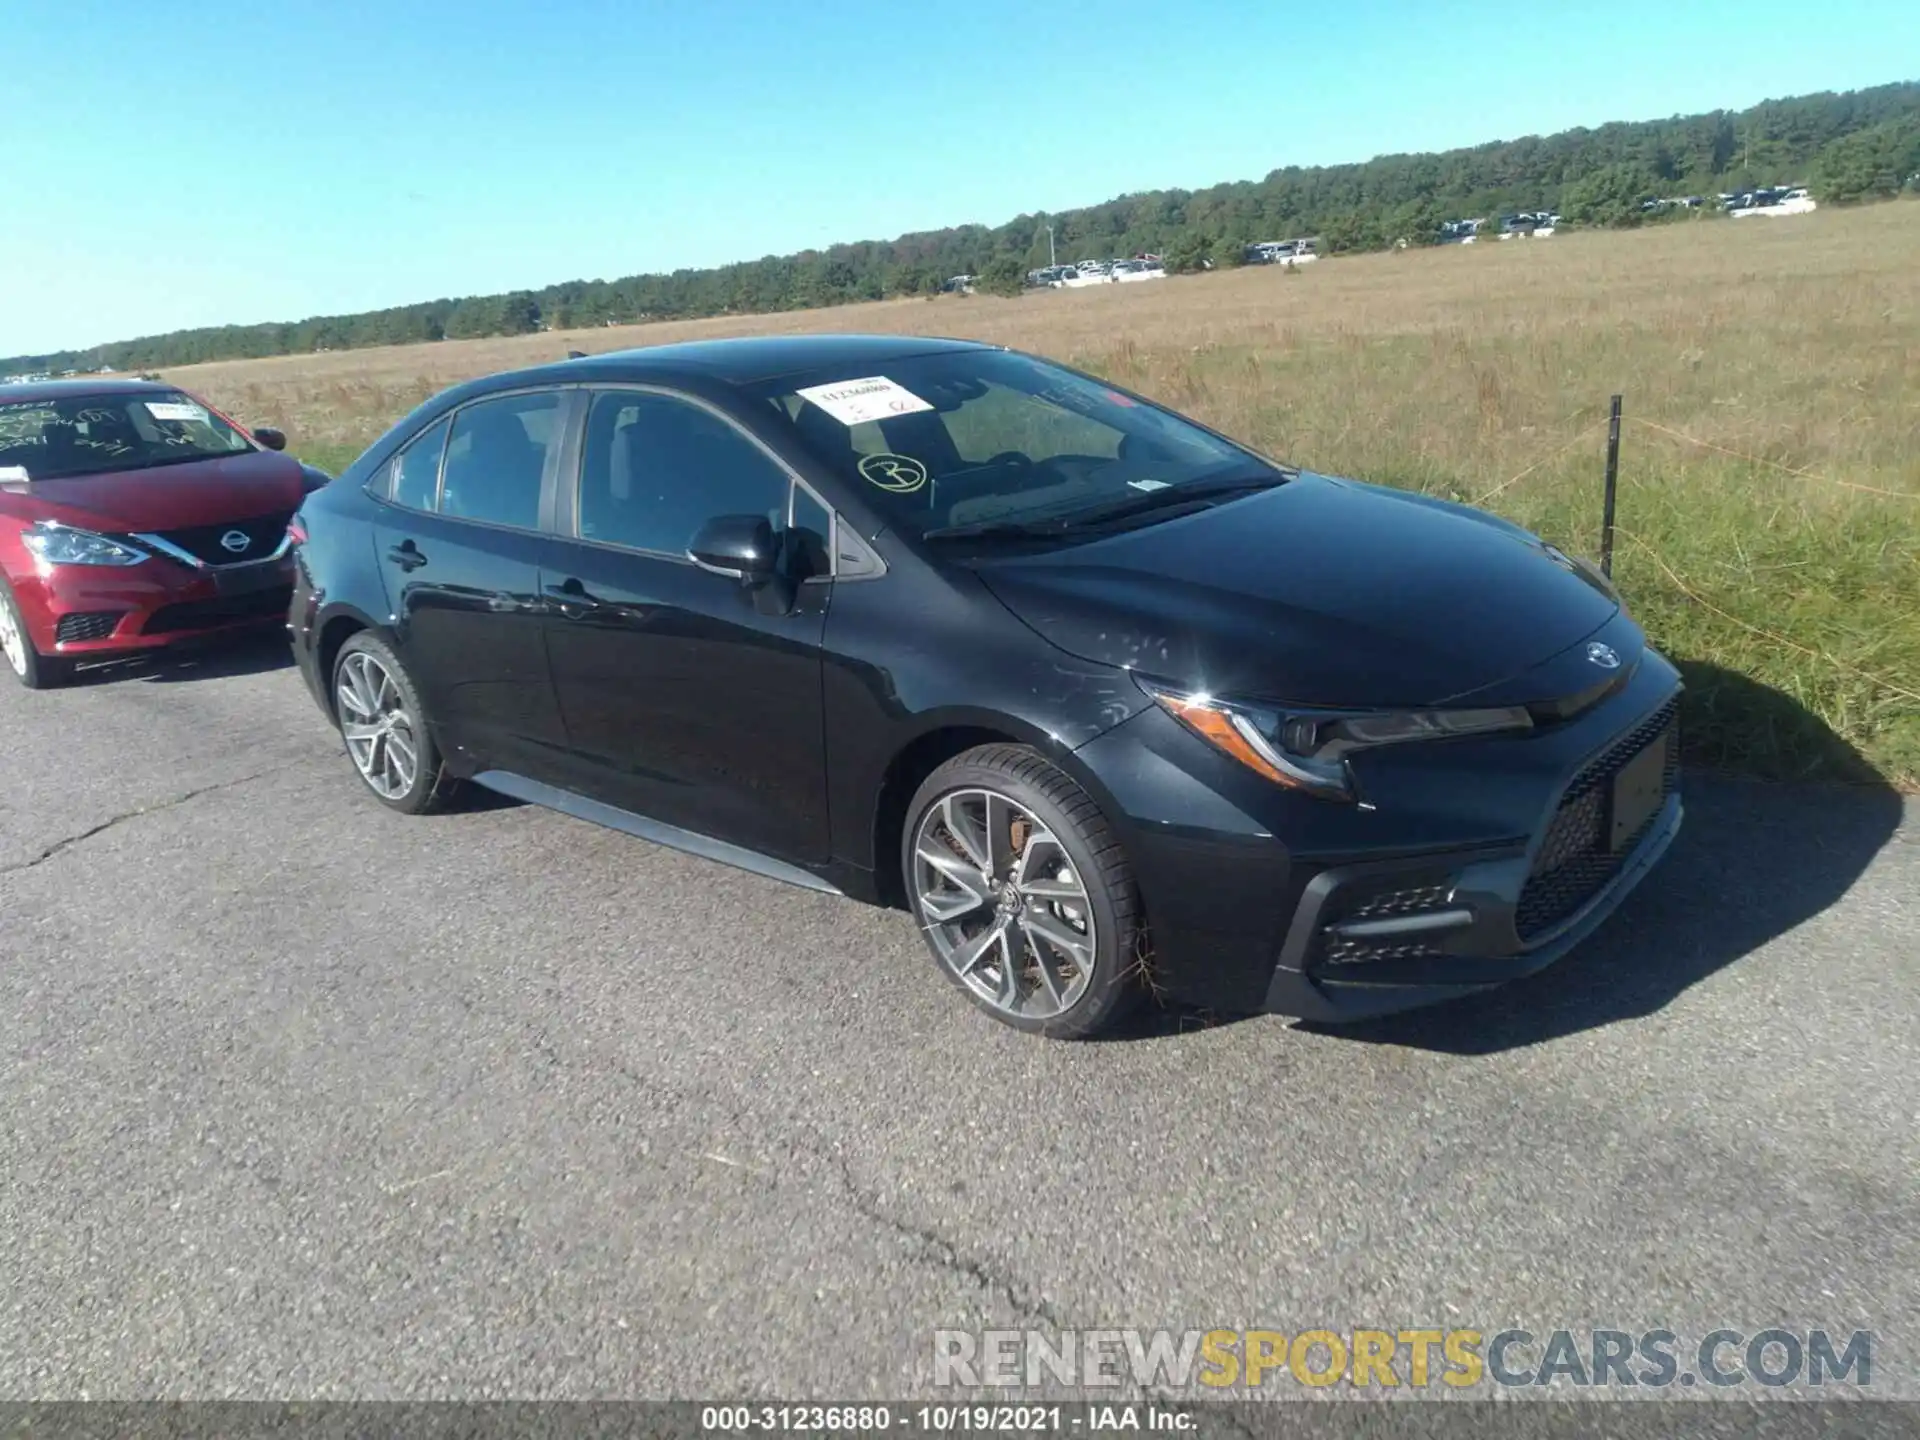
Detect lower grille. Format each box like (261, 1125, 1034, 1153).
(55, 611, 125, 644)
(1313, 875, 1457, 972)
(143, 586, 292, 636)
(1320, 936, 1440, 968)
(1346, 883, 1454, 922)
(1515, 698, 1681, 940)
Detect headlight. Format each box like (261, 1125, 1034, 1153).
(1137, 678, 1532, 802)
(21, 523, 150, 567)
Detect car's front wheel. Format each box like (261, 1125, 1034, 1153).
(331, 632, 459, 814)
(903, 744, 1145, 1039)
(0, 579, 71, 691)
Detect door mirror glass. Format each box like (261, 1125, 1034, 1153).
(689, 514, 777, 583)
(253, 426, 288, 451)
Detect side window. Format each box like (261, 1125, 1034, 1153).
(577, 391, 793, 556)
(438, 391, 562, 531)
(387, 415, 451, 510)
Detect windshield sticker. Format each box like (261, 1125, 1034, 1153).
(857, 452, 929, 494)
(0, 465, 31, 485)
(145, 401, 208, 423)
(795, 376, 933, 426)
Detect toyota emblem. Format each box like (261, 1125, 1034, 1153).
(1586, 642, 1621, 669)
(220, 530, 251, 554)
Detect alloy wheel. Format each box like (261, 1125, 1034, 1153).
(911, 787, 1098, 1020)
(0, 594, 26, 676)
(336, 651, 419, 800)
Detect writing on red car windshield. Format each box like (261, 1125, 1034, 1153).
(0, 393, 252, 481)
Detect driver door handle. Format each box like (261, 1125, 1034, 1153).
(386, 540, 427, 572)
(545, 577, 601, 618)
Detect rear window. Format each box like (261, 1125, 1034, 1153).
(751, 349, 1273, 537)
(0, 391, 252, 481)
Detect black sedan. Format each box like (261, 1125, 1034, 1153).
(287, 334, 1682, 1038)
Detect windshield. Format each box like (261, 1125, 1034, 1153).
(0, 391, 253, 481)
(752, 349, 1289, 539)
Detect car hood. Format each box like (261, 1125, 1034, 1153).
(970, 471, 1622, 709)
(0, 450, 309, 531)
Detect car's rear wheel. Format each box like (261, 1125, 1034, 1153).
(902, 744, 1144, 1039)
(0, 579, 72, 691)
(331, 632, 458, 814)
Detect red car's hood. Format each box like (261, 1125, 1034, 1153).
(0, 451, 307, 531)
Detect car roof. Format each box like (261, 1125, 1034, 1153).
(0, 377, 179, 404)
(492, 332, 999, 392)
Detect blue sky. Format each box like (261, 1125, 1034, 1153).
(5, 0, 1913, 356)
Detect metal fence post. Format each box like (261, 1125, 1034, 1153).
(1601, 394, 1622, 578)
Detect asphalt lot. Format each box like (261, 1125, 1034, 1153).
(1, 634, 1915, 1405)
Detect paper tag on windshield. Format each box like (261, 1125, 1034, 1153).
(145, 401, 207, 423)
(794, 376, 933, 426)
(0, 465, 31, 485)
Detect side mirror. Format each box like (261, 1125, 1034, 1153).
(688, 514, 777, 585)
(254, 426, 288, 452)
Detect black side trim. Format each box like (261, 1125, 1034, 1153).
(470, 770, 847, 898)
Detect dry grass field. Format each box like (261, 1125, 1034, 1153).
(165, 204, 1920, 786)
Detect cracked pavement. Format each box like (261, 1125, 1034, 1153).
(1, 635, 1916, 1400)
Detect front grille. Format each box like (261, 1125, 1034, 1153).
(1514, 698, 1681, 940)
(143, 585, 292, 636)
(55, 611, 125, 644)
(149, 510, 294, 566)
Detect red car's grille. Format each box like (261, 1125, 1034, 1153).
(148, 510, 294, 566)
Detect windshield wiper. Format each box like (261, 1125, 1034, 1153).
(920, 471, 1291, 543)
(921, 516, 1076, 541)
(1042, 472, 1290, 530)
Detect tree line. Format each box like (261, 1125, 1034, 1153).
(9, 81, 1917, 375)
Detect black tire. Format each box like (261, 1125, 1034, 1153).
(330, 631, 461, 815)
(0, 578, 72, 691)
(902, 743, 1145, 1039)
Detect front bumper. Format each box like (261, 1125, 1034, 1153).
(1260, 788, 1681, 1022)
(17, 553, 294, 660)
(1073, 630, 1686, 1021)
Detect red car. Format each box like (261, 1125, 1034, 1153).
(0, 378, 328, 688)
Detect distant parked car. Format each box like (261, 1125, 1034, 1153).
(1067, 261, 1120, 286)
(1727, 187, 1816, 218)
(288, 334, 1683, 1039)
(1246, 239, 1319, 265)
(0, 378, 328, 688)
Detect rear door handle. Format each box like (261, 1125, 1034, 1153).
(386, 541, 427, 572)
